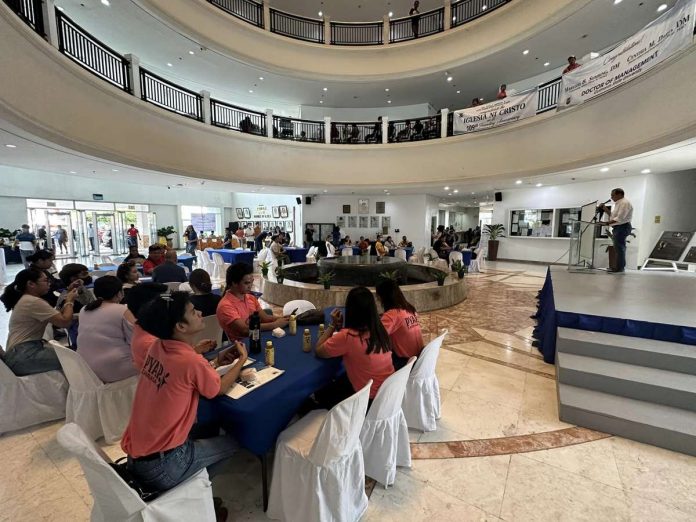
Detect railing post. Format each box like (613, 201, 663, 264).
(440, 108, 449, 138)
(444, 0, 451, 31)
(324, 117, 331, 144)
(42, 0, 59, 48)
(124, 54, 141, 98)
(266, 109, 274, 138)
(382, 15, 390, 45)
(324, 15, 331, 45)
(263, 0, 271, 31)
(201, 90, 211, 124)
(382, 116, 389, 144)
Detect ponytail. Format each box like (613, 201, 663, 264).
(84, 297, 104, 311)
(1, 268, 44, 311)
(84, 276, 122, 312)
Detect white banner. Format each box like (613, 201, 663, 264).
(453, 90, 538, 134)
(560, 0, 695, 109)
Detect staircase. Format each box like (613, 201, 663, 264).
(556, 327, 696, 455)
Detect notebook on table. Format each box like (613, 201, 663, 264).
(215, 358, 255, 375)
(225, 367, 285, 400)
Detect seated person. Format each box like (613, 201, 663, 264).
(123, 245, 146, 264)
(398, 236, 410, 248)
(433, 237, 452, 259)
(411, 119, 424, 139)
(342, 235, 353, 247)
(325, 235, 336, 258)
(117, 261, 140, 290)
(121, 292, 245, 497)
(315, 287, 394, 408)
(376, 279, 424, 369)
(27, 250, 61, 306)
(365, 117, 382, 143)
(375, 235, 387, 257)
(358, 236, 370, 253)
(396, 121, 411, 142)
(58, 263, 95, 312)
(383, 236, 397, 250)
(223, 231, 241, 249)
(269, 235, 290, 265)
(349, 124, 360, 143)
(0, 268, 77, 375)
(387, 122, 395, 143)
(77, 276, 137, 383)
(216, 263, 288, 342)
(151, 249, 188, 284)
(189, 269, 221, 317)
(142, 245, 165, 275)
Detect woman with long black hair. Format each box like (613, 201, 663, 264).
(375, 279, 424, 370)
(315, 286, 394, 408)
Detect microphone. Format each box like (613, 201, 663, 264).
(601, 199, 611, 205)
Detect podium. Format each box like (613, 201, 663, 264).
(567, 220, 603, 271)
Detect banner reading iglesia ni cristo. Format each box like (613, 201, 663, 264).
(559, 0, 695, 109)
(452, 90, 538, 134)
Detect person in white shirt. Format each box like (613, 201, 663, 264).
(270, 235, 289, 265)
(325, 235, 336, 258)
(598, 188, 633, 273)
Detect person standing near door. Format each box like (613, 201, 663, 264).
(15, 225, 37, 268)
(127, 224, 141, 248)
(87, 223, 95, 251)
(53, 225, 67, 254)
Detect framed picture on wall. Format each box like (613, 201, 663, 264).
(243, 208, 251, 219)
(235, 208, 244, 219)
(370, 216, 379, 228)
(382, 216, 390, 231)
(376, 201, 386, 214)
(347, 216, 357, 228)
(262, 221, 269, 229)
(286, 220, 293, 232)
(343, 204, 351, 214)
(358, 199, 369, 214)
(359, 216, 368, 228)
(280, 205, 289, 218)
(272, 206, 280, 218)
(336, 216, 345, 227)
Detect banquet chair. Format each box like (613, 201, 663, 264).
(178, 282, 192, 293)
(402, 331, 448, 432)
(448, 250, 463, 267)
(409, 246, 425, 264)
(164, 282, 181, 293)
(267, 381, 371, 522)
(57, 423, 215, 522)
(50, 342, 137, 444)
(0, 351, 68, 435)
(432, 258, 449, 272)
(257, 248, 269, 263)
(394, 248, 407, 261)
(360, 357, 416, 487)
(282, 299, 316, 316)
(211, 253, 226, 281)
(469, 248, 482, 273)
(478, 247, 488, 271)
(341, 247, 353, 257)
(305, 246, 318, 263)
(191, 315, 224, 347)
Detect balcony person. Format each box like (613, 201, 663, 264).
(497, 84, 508, 100)
(409, 1, 421, 38)
(563, 55, 581, 74)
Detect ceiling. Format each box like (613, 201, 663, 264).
(50, 0, 675, 111)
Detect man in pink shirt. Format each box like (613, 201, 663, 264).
(121, 291, 247, 497)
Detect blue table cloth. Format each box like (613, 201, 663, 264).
(461, 250, 473, 266)
(388, 247, 413, 260)
(284, 247, 308, 263)
(208, 249, 255, 266)
(178, 254, 195, 270)
(200, 324, 342, 455)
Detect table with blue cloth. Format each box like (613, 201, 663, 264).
(88, 264, 119, 275)
(284, 247, 308, 263)
(208, 249, 255, 266)
(388, 247, 413, 260)
(177, 254, 195, 270)
(461, 249, 473, 266)
(199, 324, 342, 509)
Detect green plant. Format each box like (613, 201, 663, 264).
(485, 224, 506, 240)
(275, 265, 286, 283)
(434, 271, 447, 285)
(260, 261, 271, 276)
(0, 228, 13, 237)
(317, 271, 336, 287)
(378, 270, 400, 282)
(157, 226, 176, 238)
(451, 260, 463, 273)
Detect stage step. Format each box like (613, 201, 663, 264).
(557, 352, 696, 412)
(557, 328, 696, 375)
(558, 384, 696, 456)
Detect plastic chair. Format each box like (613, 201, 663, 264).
(394, 248, 407, 261)
(164, 282, 181, 293)
(448, 250, 463, 267)
(305, 246, 317, 263)
(56, 423, 215, 522)
(267, 381, 371, 522)
(469, 248, 481, 273)
(402, 331, 448, 432)
(50, 341, 137, 443)
(360, 357, 416, 487)
(191, 315, 224, 347)
(341, 247, 353, 257)
(211, 253, 225, 281)
(0, 353, 68, 435)
(178, 282, 192, 293)
(282, 299, 316, 316)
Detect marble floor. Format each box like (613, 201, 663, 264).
(1, 261, 696, 521)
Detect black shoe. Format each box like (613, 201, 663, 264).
(531, 340, 540, 348)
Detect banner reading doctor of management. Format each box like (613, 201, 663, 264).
(560, 0, 695, 109)
(452, 90, 538, 134)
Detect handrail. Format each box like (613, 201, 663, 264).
(211, 98, 266, 136)
(331, 121, 382, 144)
(451, 0, 510, 28)
(139, 68, 203, 121)
(56, 10, 130, 92)
(390, 116, 441, 142)
(330, 21, 383, 46)
(207, 0, 262, 28)
(273, 116, 324, 142)
(537, 77, 563, 113)
(390, 7, 444, 44)
(3, 0, 43, 35)
(269, 8, 324, 44)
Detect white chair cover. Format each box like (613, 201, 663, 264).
(394, 248, 407, 261)
(448, 250, 463, 266)
(257, 248, 269, 264)
(409, 246, 425, 264)
(478, 247, 487, 271)
(178, 282, 192, 293)
(341, 247, 353, 257)
(469, 248, 481, 273)
(0, 354, 68, 435)
(305, 246, 317, 263)
(211, 253, 225, 281)
(432, 259, 449, 272)
(402, 331, 448, 432)
(282, 299, 316, 316)
(51, 342, 137, 444)
(360, 357, 416, 487)
(56, 423, 215, 522)
(191, 315, 224, 347)
(267, 381, 371, 522)
(164, 282, 181, 292)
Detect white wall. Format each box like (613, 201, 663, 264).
(300, 103, 436, 122)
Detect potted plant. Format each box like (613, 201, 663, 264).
(0, 227, 13, 246)
(451, 260, 467, 279)
(485, 224, 505, 261)
(275, 265, 286, 284)
(423, 253, 433, 265)
(317, 271, 336, 289)
(378, 270, 400, 283)
(260, 261, 271, 278)
(434, 271, 447, 286)
(157, 226, 177, 248)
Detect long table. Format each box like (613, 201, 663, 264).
(284, 247, 308, 263)
(207, 249, 255, 266)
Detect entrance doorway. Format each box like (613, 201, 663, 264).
(28, 208, 77, 258)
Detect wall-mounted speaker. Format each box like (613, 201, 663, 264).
(305, 196, 312, 205)
(494, 192, 503, 202)
(296, 197, 302, 205)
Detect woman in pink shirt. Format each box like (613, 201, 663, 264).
(376, 279, 424, 369)
(315, 287, 394, 409)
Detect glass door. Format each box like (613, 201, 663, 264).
(47, 211, 75, 258)
(94, 213, 116, 256)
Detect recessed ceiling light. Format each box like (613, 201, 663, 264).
(471, 192, 476, 195)
(167, 63, 172, 67)
(447, 76, 453, 82)
(188, 50, 194, 55)
(600, 167, 610, 173)
(590, 52, 599, 59)
(544, 62, 550, 66)
(384, 189, 388, 192)
(323, 87, 328, 91)
(386, 192, 390, 195)
(388, 11, 393, 17)
(448, 193, 453, 196)
(258, 76, 264, 81)
(319, 100, 323, 104)
(385, 88, 390, 92)
(5, 144, 16, 148)
(657, 3, 667, 11)
(523, 49, 529, 55)
(641, 168, 651, 174)
(515, 180, 523, 184)
(387, 100, 392, 103)
(453, 189, 459, 193)
(69, 170, 76, 174)
(456, 90, 461, 94)
(101, 0, 110, 5)
(613, 0, 622, 4)
(249, 89, 254, 93)
(112, 169, 119, 172)
(318, 11, 323, 16)
(536, 183, 543, 187)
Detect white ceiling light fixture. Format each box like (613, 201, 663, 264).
(447, 76, 453, 82)
(453, 189, 459, 193)
(384, 88, 389, 92)
(613, 0, 623, 4)
(388, 11, 393, 17)
(319, 100, 323, 104)
(166, 62, 172, 67)
(101, 0, 110, 6)
(657, 3, 668, 11)
(259, 76, 264, 80)
(69, 170, 76, 174)
(318, 11, 323, 16)
(544, 62, 550, 66)
(248, 89, 254, 93)
(536, 183, 543, 187)
(5, 144, 17, 148)
(523, 49, 529, 55)
(112, 169, 119, 172)
(188, 50, 194, 55)
(456, 90, 461, 94)
(323, 87, 328, 91)
(443, 186, 449, 190)
(387, 100, 392, 103)
(641, 168, 651, 174)
(323, 189, 328, 193)
(515, 180, 523, 184)
(600, 167, 610, 173)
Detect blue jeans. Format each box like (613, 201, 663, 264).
(2, 339, 61, 376)
(127, 435, 238, 493)
(612, 222, 631, 272)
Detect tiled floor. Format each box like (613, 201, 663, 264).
(2, 261, 696, 521)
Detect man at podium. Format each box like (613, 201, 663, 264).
(598, 188, 633, 273)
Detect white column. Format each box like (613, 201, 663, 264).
(263, 0, 271, 31)
(124, 53, 141, 98)
(382, 15, 390, 45)
(266, 109, 274, 138)
(324, 15, 331, 45)
(200, 90, 211, 124)
(381, 116, 389, 144)
(440, 108, 449, 138)
(42, 0, 59, 48)
(444, 0, 452, 31)
(324, 117, 331, 144)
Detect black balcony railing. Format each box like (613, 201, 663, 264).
(270, 9, 324, 44)
(332, 121, 383, 144)
(389, 116, 441, 142)
(390, 7, 444, 43)
(273, 116, 324, 142)
(140, 68, 203, 121)
(4, 0, 44, 35)
(537, 77, 563, 113)
(331, 21, 383, 46)
(56, 10, 130, 92)
(211, 99, 266, 136)
(207, 0, 263, 28)
(451, 0, 509, 28)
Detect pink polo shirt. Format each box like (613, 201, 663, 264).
(131, 324, 158, 371)
(216, 292, 261, 341)
(121, 339, 220, 458)
(381, 308, 424, 359)
(322, 328, 394, 399)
